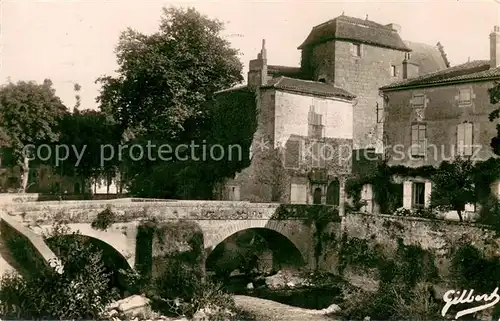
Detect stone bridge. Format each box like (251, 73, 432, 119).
(3, 198, 500, 294)
(0, 199, 330, 277)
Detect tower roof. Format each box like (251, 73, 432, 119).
(298, 15, 411, 51)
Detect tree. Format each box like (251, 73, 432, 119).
(0, 80, 67, 192)
(96, 6, 254, 199)
(55, 109, 121, 193)
(487, 81, 500, 154)
(430, 156, 476, 222)
(73, 83, 82, 112)
(96, 6, 243, 140)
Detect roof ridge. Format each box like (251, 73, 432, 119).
(274, 76, 285, 87)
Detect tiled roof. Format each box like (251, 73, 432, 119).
(404, 41, 448, 75)
(298, 15, 411, 52)
(263, 76, 355, 99)
(267, 65, 302, 78)
(380, 60, 500, 90)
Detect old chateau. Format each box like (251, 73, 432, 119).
(218, 14, 500, 213)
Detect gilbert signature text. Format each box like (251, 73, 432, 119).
(441, 287, 499, 319)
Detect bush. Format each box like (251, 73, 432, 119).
(340, 282, 440, 320)
(149, 255, 236, 319)
(392, 207, 412, 216)
(91, 205, 116, 230)
(477, 197, 500, 232)
(0, 222, 119, 319)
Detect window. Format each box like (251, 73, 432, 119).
(290, 183, 307, 204)
(412, 182, 425, 208)
(412, 94, 425, 108)
(311, 142, 326, 168)
(352, 43, 361, 57)
(391, 65, 396, 77)
(284, 139, 301, 168)
(308, 106, 323, 139)
(411, 123, 426, 156)
(404, 52, 411, 60)
(457, 122, 473, 156)
(458, 89, 472, 106)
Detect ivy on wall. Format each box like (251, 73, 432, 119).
(347, 158, 500, 215)
(337, 233, 438, 287)
(274, 204, 340, 267)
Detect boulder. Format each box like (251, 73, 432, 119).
(264, 270, 308, 289)
(105, 294, 151, 318)
(322, 304, 341, 315)
(246, 282, 254, 290)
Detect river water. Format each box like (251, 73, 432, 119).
(223, 275, 343, 310)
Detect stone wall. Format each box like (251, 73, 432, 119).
(306, 40, 407, 150)
(323, 213, 500, 291)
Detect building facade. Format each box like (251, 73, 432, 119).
(298, 15, 449, 152)
(218, 15, 450, 211)
(379, 26, 500, 210)
(219, 41, 355, 213)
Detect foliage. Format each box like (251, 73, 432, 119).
(97, 6, 243, 139)
(338, 235, 438, 287)
(477, 197, 500, 233)
(392, 207, 412, 216)
(0, 222, 118, 319)
(151, 257, 235, 319)
(274, 204, 340, 222)
(430, 156, 476, 222)
(53, 109, 121, 188)
(0, 79, 67, 191)
(91, 205, 116, 230)
(451, 244, 500, 293)
(487, 80, 500, 155)
(338, 235, 383, 271)
(340, 282, 441, 320)
(339, 238, 440, 320)
(124, 89, 257, 199)
(346, 161, 434, 215)
(97, 6, 257, 199)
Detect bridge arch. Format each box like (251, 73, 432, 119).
(38, 223, 134, 269)
(199, 219, 313, 267)
(44, 233, 134, 293)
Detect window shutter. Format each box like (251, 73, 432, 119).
(457, 123, 465, 155)
(411, 125, 419, 155)
(403, 181, 412, 209)
(418, 124, 426, 155)
(464, 123, 473, 156)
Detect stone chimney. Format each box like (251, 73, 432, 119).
(402, 53, 420, 79)
(386, 23, 401, 34)
(490, 26, 500, 69)
(247, 39, 268, 89)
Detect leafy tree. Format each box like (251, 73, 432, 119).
(430, 156, 476, 222)
(96, 6, 243, 140)
(97, 7, 256, 199)
(54, 109, 121, 193)
(0, 79, 67, 192)
(73, 83, 82, 112)
(487, 81, 500, 154)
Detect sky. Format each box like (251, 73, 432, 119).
(1, 0, 499, 111)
